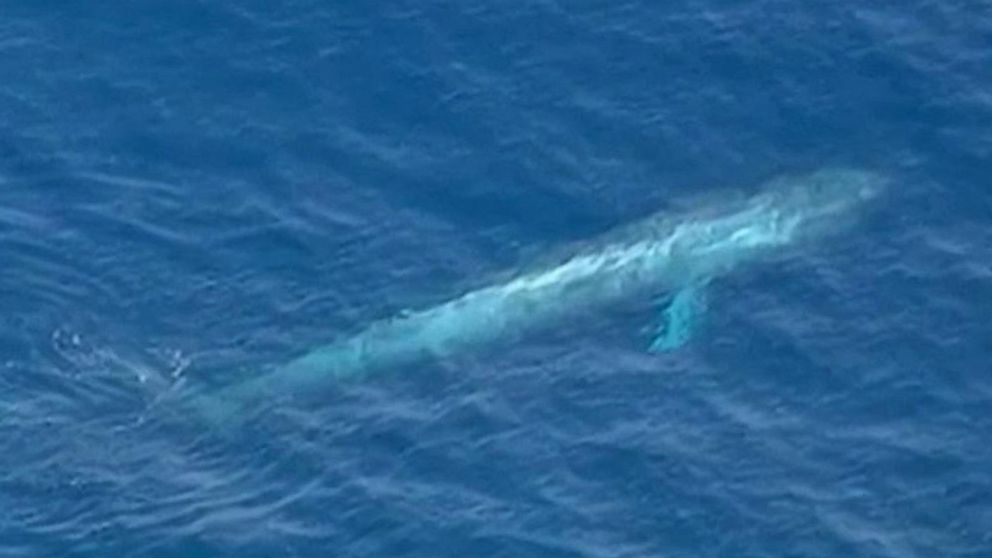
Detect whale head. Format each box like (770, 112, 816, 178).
(768, 167, 887, 241)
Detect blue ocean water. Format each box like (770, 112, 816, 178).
(2, 1, 991, 556)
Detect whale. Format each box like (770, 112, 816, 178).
(179, 167, 885, 423)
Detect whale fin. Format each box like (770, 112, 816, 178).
(649, 284, 707, 352)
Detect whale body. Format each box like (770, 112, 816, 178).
(186, 167, 884, 422)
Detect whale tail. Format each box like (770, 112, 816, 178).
(130, 368, 259, 436)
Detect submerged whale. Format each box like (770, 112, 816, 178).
(183, 167, 884, 423)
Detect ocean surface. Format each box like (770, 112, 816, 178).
(2, 2, 991, 557)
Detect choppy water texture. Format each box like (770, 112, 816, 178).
(2, 2, 991, 557)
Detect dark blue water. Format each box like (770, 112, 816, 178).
(2, 2, 990, 557)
